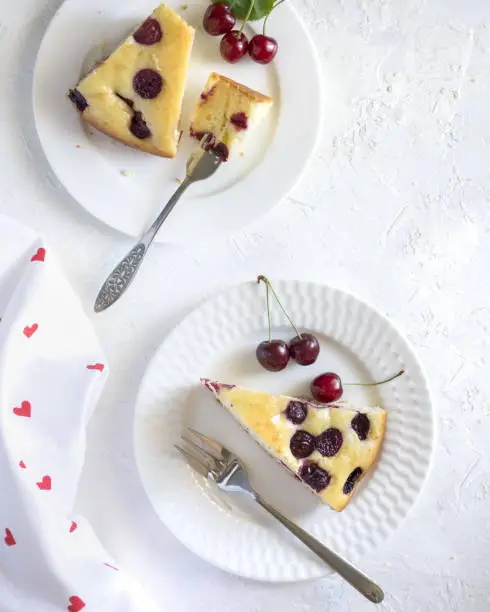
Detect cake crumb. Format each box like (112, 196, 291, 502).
(76, 144, 81, 149)
(240, 151, 244, 157)
(87, 130, 95, 136)
(120, 169, 134, 177)
(181, 3, 188, 9)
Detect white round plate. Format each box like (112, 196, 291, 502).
(134, 280, 434, 581)
(32, 1, 321, 244)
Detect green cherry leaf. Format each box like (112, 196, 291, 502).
(214, 0, 274, 21)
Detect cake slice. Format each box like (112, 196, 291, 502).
(68, 4, 194, 157)
(189, 73, 273, 161)
(202, 380, 387, 511)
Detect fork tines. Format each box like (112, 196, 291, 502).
(175, 427, 225, 478)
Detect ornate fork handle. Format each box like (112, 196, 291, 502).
(94, 243, 146, 313)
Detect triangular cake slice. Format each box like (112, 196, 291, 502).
(202, 379, 386, 511)
(68, 4, 194, 157)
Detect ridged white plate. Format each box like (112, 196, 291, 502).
(134, 280, 434, 581)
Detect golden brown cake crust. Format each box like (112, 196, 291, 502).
(79, 110, 174, 157)
(207, 72, 273, 103)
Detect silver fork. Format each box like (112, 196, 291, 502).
(93, 141, 222, 313)
(176, 427, 384, 604)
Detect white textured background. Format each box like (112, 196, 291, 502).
(1, 0, 490, 610)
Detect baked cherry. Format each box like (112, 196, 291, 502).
(203, 3, 236, 36)
(299, 461, 331, 492)
(316, 428, 343, 457)
(289, 333, 320, 366)
(256, 340, 289, 372)
(248, 34, 278, 64)
(230, 112, 248, 130)
(351, 413, 370, 441)
(213, 142, 230, 161)
(69, 89, 88, 112)
(311, 369, 405, 403)
(133, 69, 163, 99)
(289, 430, 315, 459)
(285, 400, 308, 425)
(220, 31, 248, 63)
(343, 467, 363, 495)
(133, 18, 162, 45)
(130, 111, 151, 139)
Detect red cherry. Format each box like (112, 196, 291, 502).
(220, 31, 248, 63)
(311, 372, 343, 403)
(203, 3, 236, 36)
(256, 340, 289, 371)
(289, 333, 320, 366)
(248, 34, 278, 64)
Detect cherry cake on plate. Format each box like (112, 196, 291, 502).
(68, 3, 194, 157)
(202, 379, 387, 511)
(190, 73, 273, 161)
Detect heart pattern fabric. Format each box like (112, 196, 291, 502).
(0, 218, 158, 611)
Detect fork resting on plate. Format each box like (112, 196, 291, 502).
(176, 427, 384, 604)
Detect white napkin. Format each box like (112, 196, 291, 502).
(0, 216, 157, 611)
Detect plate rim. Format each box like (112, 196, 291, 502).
(31, 0, 323, 244)
(133, 279, 435, 582)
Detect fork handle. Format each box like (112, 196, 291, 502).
(255, 495, 384, 604)
(94, 177, 191, 313)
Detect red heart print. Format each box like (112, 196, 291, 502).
(86, 363, 104, 372)
(19, 460, 26, 469)
(36, 475, 51, 490)
(13, 401, 31, 418)
(103, 562, 119, 571)
(69, 521, 77, 533)
(4, 528, 16, 547)
(31, 248, 46, 262)
(23, 324, 38, 338)
(67, 596, 85, 611)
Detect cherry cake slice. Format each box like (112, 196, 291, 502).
(202, 379, 387, 511)
(189, 72, 273, 161)
(68, 3, 194, 157)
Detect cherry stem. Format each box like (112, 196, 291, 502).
(266, 282, 271, 343)
(345, 369, 405, 387)
(263, 0, 286, 35)
(257, 275, 301, 338)
(239, 0, 255, 36)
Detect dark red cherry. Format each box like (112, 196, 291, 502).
(256, 340, 289, 371)
(289, 333, 320, 366)
(230, 112, 248, 131)
(133, 18, 162, 45)
(130, 111, 151, 139)
(248, 34, 278, 64)
(285, 400, 308, 425)
(69, 89, 88, 112)
(133, 69, 163, 99)
(220, 31, 248, 63)
(289, 430, 315, 459)
(343, 467, 363, 495)
(213, 142, 229, 161)
(351, 413, 370, 440)
(316, 428, 343, 457)
(311, 372, 343, 403)
(203, 3, 236, 36)
(299, 461, 331, 492)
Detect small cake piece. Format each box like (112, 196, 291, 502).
(202, 380, 387, 511)
(68, 4, 194, 157)
(189, 73, 273, 161)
